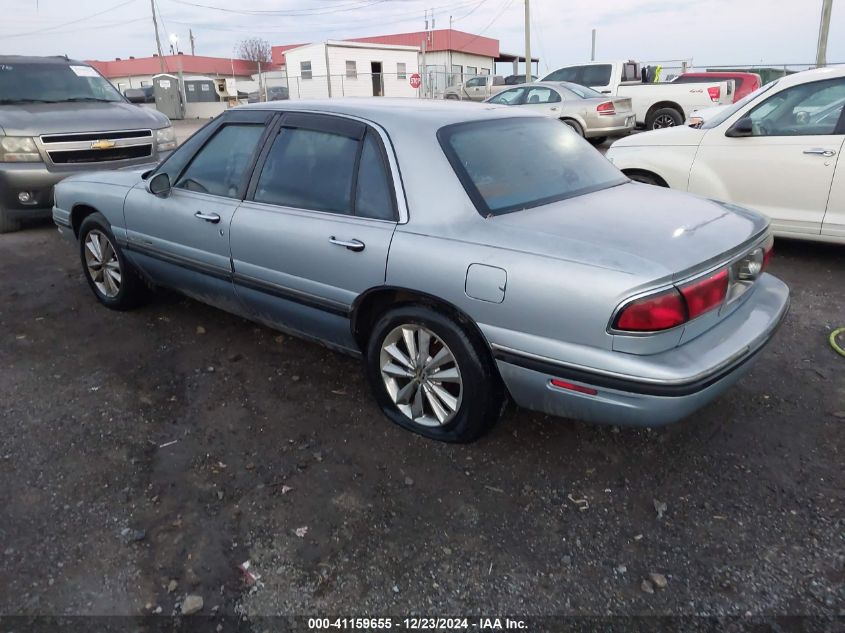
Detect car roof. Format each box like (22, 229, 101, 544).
(237, 97, 537, 129)
(776, 65, 845, 89)
(0, 55, 86, 65)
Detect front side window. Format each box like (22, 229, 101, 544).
(747, 78, 845, 136)
(346, 60, 357, 78)
(488, 88, 526, 105)
(701, 80, 778, 129)
(254, 127, 359, 214)
(0, 62, 124, 103)
(465, 77, 485, 88)
(175, 124, 265, 198)
(524, 87, 561, 104)
(300, 61, 312, 80)
(439, 117, 627, 216)
(397, 62, 407, 79)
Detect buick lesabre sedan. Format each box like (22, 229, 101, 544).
(53, 99, 789, 442)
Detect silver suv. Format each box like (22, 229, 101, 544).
(0, 55, 176, 233)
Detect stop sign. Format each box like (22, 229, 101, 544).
(409, 73, 421, 89)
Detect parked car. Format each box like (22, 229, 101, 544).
(0, 55, 176, 233)
(443, 75, 507, 101)
(504, 74, 538, 85)
(541, 60, 734, 129)
(672, 71, 762, 102)
(485, 81, 634, 144)
(53, 100, 788, 442)
(606, 67, 845, 244)
(247, 86, 290, 103)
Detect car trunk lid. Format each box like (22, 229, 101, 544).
(490, 181, 768, 279)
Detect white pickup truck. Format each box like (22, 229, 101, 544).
(443, 75, 509, 101)
(541, 60, 734, 129)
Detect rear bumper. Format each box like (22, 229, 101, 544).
(493, 274, 790, 426)
(586, 113, 636, 138)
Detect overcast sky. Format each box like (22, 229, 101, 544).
(1, 0, 842, 72)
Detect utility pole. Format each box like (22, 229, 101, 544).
(524, 0, 531, 80)
(189, 29, 195, 56)
(150, 0, 164, 72)
(591, 29, 596, 61)
(816, 0, 833, 67)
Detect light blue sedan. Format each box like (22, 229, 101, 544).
(52, 99, 789, 442)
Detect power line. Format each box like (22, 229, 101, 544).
(452, 0, 513, 52)
(166, 0, 391, 17)
(2, 0, 138, 39)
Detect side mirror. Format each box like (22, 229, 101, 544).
(148, 172, 171, 197)
(726, 117, 754, 138)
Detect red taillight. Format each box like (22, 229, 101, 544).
(596, 101, 616, 115)
(762, 241, 773, 271)
(707, 86, 721, 102)
(614, 288, 687, 332)
(550, 379, 598, 396)
(679, 269, 729, 320)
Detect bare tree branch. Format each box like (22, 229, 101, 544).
(236, 37, 272, 63)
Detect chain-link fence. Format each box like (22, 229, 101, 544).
(250, 62, 845, 103)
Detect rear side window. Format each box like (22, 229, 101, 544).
(355, 132, 396, 221)
(254, 127, 359, 214)
(175, 124, 264, 198)
(439, 117, 627, 216)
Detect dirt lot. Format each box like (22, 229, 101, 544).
(0, 222, 842, 624)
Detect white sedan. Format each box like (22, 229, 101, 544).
(606, 67, 845, 243)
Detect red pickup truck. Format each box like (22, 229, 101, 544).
(672, 71, 762, 102)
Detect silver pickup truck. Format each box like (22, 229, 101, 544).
(0, 55, 176, 233)
(443, 75, 510, 101)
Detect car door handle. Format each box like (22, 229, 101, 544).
(329, 237, 365, 252)
(803, 148, 837, 157)
(194, 211, 221, 223)
(550, 106, 559, 111)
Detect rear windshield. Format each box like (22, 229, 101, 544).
(559, 82, 605, 99)
(438, 117, 627, 216)
(0, 62, 124, 104)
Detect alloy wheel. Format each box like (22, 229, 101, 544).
(652, 114, 677, 129)
(84, 230, 121, 298)
(379, 324, 463, 427)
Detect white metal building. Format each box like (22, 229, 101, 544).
(281, 41, 420, 99)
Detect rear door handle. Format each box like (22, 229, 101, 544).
(194, 211, 221, 223)
(329, 237, 365, 252)
(803, 148, 837, 157)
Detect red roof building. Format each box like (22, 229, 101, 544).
(89, 54, 270, 81)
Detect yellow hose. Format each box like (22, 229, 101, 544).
(831, 327, 845, 358)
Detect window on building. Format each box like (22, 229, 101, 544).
(397, 62, 407, 79)
(480, 68, 490, 75)
(346, 60, 357, 78)
(466, 66, 477, 78)
(450, 64, 462, 87)
(301, 61, 312, 80)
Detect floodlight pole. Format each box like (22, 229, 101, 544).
(524, 0, 531, 79)
(816, 0, 834, 67)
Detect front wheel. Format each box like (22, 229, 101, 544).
(444, 94, 460, 100)
(365, 305, 503, 443)
(587, 136, 607, 146)
(79, 212, 150, 310)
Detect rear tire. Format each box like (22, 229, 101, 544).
(587, 136, 608, 146)
(561, 119, 585, 137)
(78, 212, 150, 310)
(0, 208, 21, 234)
(365, 305, 503, 443)
(646, 107, 683, 130)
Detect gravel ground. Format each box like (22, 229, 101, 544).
(0, 224, 842, 624)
